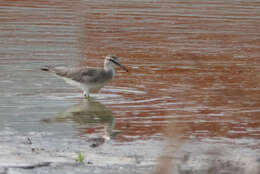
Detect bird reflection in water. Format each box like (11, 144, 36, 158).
(42, 97, 115, 147)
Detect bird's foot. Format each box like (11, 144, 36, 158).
(84, 95, 90, 99)
(83, 92, 90, 99)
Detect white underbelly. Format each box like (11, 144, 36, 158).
(61, 77, 105, 92)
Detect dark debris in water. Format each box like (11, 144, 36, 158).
(87, 137, 106, 148)
(24, 137, 32, 145)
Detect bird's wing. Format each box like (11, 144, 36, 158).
(45, 66, 107, 84)
(71, 68, 106, 84)
(49, 66, 84, 77)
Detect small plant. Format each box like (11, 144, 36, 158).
(76, 152, 85, 163)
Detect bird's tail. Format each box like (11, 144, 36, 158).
(41, 65, 53, 72)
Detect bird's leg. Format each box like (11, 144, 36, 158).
(83, 90, 90, 99)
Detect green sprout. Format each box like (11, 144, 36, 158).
(76, 152, 85, 163)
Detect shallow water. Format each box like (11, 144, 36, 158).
(78, 0, 260, 146)
(0, 0, 259, 155)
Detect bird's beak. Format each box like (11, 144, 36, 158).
(110, 59, 129, 72)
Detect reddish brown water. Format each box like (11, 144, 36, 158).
(78, 0, 260, 144)
(0, 0, 260, 146)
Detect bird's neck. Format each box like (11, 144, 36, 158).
(104, 63, 114, 71)
(104, 65, 115, 79)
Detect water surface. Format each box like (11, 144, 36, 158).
(0, 0, 259, 149)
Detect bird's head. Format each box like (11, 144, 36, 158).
(104, 55, 128, 72)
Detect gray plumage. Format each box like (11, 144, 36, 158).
(41, 55, 128, 98)
(48, 66, 113, 84)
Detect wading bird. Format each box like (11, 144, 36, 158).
(41, 55, 128, 98)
